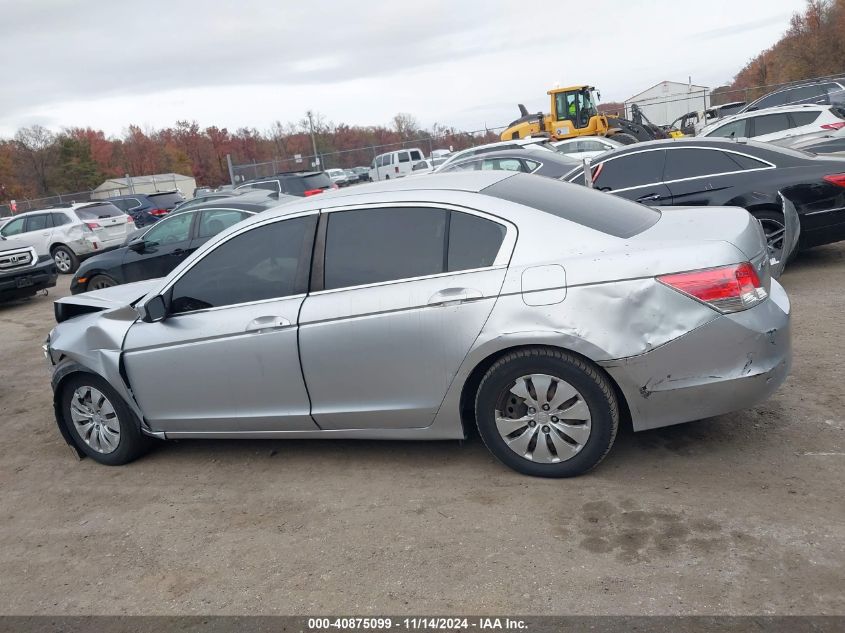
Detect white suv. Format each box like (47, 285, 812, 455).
(0, 202, 134, 273)
(701, 104, 845, 143)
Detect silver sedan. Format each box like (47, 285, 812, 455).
(45, 171, 791, 477)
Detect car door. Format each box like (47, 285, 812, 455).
(590, 150, 672, 205)
(662, 147, 768, 206)
(122, 214, 319, 433)
(122, 211, 195, 283)
(298, 204, 513, 430)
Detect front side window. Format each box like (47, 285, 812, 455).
(1, 217, 25, 236)
(397, 151, 410, 163)
(663, 149, 746, 181)
(170, 215, 316, 314)
(751, 90, 789, 111)
(409, 150, 423, 161)
(593, 151, 665, 190)
(752, 113, 791, 136)
(144, 212, 193, 245)
(197, 209, 250, 238)
(707, 118, 748, 138)
(25, 214, 52, 232)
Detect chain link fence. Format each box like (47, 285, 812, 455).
(0, 175, 187, 218)
(230, 126, 508, 184)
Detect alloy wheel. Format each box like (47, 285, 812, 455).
(758, 217, 785, 266)
(494, 373, 592, 463)
(69, 386, 120, 454)
(53, 250, 72, 272)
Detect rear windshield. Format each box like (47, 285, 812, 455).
(147, 192, 185, 208)
(74, 202, 124, 220)
(481, 173, 660, 238)
(285, 173, 332, 194)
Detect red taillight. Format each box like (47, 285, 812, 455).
(85, 221, 101, 230)
(149, 208, 168, 216)
(331, 184, 339, 190)
(821, 122, 845, 130)
(395, 166, 399, 173)
(303, 188, 324, 197)
(126, 216, 135, 224)
(658, 262, 767, 313)
(823, 173, 845, 187)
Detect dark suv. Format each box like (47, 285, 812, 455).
(109, 191, 186, 227)
(741, 80, 845, 113)
(234, 171, 335, 197)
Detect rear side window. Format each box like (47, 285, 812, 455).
(725, 153, 770, 170)
(790, 111, 822, 126)
(75, 203, 123, 220)
(324, 207, 447, 289)
(397, 151, 410, 163)
(788, 85, 827, 104)
(482, 173, 660, 238)
(147, 192, 184, 208)
(409, 150, 423, 161)
(285, 173, 331, 195)
(198, 209, 250, 238)
(448, 212, 505, 271)
(52, 213, 72, 226)
(663, 148, 746, 181)
(752, 113, 791, 136)
(170, 216, 316, 314)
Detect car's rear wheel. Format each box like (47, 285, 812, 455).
(51, 245, 79, 274)
(60, 373, 150, 465)
(475, 348, 619, 477)
(87, 274, 117, 291)
(752, 210, 786, 265)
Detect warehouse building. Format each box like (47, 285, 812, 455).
(624, 80, 710, 127)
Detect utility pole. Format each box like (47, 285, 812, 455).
(307, 110, 321, 169)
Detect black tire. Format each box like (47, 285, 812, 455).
(474, 348, 619, 478)
(59, 373, 152, 465)
(608, 132, 638, 145)
(87, 274, 118, 291)
(751, 209, 787, 265)
(51, 245, 80, 274)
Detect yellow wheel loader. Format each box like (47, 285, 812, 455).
(501, 85, 680, 144)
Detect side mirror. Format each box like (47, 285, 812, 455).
(138, 294, 168, 323)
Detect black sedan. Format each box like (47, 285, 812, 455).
(562, 138, 845, 260)
(70, 201, 265, 294)
(439, 148, 580, 179)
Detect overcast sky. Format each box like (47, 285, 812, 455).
(0, 0, 805, 138)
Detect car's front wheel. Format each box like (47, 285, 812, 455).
(475, 348, 619, 477)
(87, 274, 118, 291)
(60, 373, 151, 465)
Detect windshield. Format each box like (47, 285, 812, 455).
(147, 192, 185, 208)
(74, 203, 123, 220)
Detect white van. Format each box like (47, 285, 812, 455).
(369, 148, 425, 181)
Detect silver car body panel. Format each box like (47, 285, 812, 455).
(47, 172, 791, 440)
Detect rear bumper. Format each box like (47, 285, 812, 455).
(600, 279, 791, 432)
(0, 258, 58, 302)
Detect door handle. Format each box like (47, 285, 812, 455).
(172, 248, 185, 255)
(245, 316, 292, 333)
(427, 287, 483, 307)
(41, 232, 50, 236)
(636, 193, 663, 202)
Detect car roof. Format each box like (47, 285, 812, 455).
(448, 148, 580, 166)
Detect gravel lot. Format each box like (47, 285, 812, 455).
(0, 245, 843, 616)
